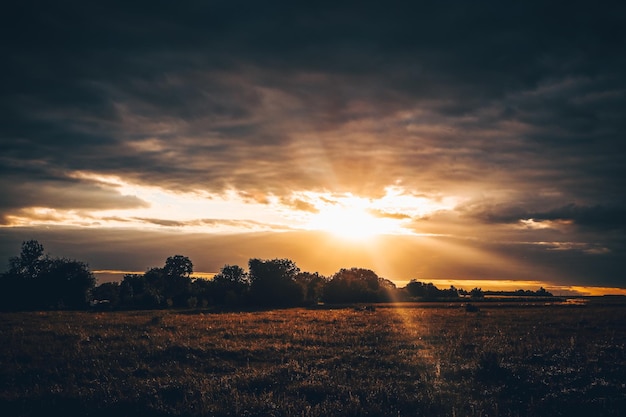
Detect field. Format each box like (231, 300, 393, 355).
(1, 300, 625, 416)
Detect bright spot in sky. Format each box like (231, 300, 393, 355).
(305, 200, 399, 239)
(298, 187, 458, 239)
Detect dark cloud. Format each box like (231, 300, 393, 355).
(534, 205, 626, 230)
(0, 164, 148, 222)
(464, 202, 626, 231)
(2, 1, 625, 288)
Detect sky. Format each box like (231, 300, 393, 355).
(1, 1, 625, 294)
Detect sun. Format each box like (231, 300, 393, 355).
(307, 206, 379, 239)
(303, 194, 407, 240)
(293, 187, 459, 240)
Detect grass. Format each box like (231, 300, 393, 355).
(1, 300, 625, 416)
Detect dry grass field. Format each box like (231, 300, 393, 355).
(1, 300, 625, 416)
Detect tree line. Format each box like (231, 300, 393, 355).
(93, 257, 400, 310)
(0, 240, 95, 310)
(0, 240, 552, 311)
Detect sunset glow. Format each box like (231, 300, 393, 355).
(303, 194, 409, 239)
(307, 205, 385, 239)
(4, 5, 626, 417)
(5, 174, 451, 239)
(2, 1, 625, 294)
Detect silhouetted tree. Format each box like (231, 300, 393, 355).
(92, 282, 121, 308)
(2, 240, 48, 309)
(536, 287, 551, 296)
(164, 255, 193, 278)
(444, 285, 459, 298)
(1, 240, 95, 310)
(211, 264, 249, 306)
(405, 280, 459, 300)
(120, 273, 162, 308)
(190, 278, 212, 308)
(470, 287, 484, 300)
(248, 258, 303, 307)
(379, 277, 397, 294)
(8, 239, 46, 280)
(163, 255, 193, 307)
(41, 258, 96, 309)
(406, 280, 434, 299)
(144, 267, 166, 297)
(323, 268, 392, 303)
(117, 255, 195, 309)
(295, 271, 327, 305)
(483, 287, 554, 297)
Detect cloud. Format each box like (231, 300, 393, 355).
(1, 1, 625, 288)
(4, 2, 624, 198)
(132, 218, 188, 228)
(281, 198, 319, 213)
(129, 217, 293, 232)
(0, 164, 149, 224)
(463, 202, 626, 231)
(528, 204, 626, 231)
(369, 209, 411, 220)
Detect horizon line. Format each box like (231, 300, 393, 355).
(93, 270, 626, 297)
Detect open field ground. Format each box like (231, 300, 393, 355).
(1, 300, 625, 416)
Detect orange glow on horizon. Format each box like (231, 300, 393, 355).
(559, 286, 626, 296)
(93, 270, 626, 296)
(392, 278, 626, 296)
